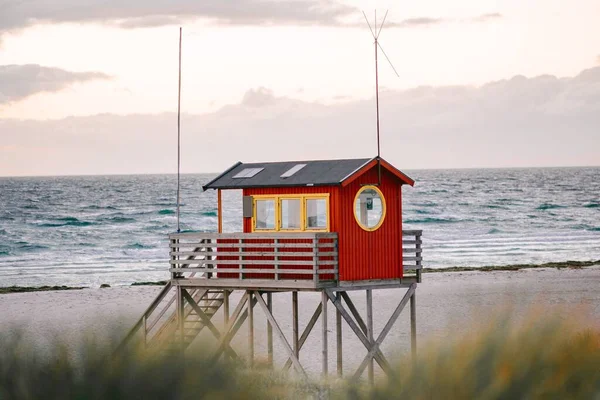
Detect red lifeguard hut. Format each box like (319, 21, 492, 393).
(121, 156, 423, 381)
(202, 156, 418, 284)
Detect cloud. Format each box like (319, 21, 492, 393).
(0, 64, 110, 104)
(397, 17, 446, 27)
(1, 66, 599, 176)
(471, 13, 503, 23)
(0, 0, 356, 34)
(382, 13, 502, 29)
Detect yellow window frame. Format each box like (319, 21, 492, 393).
(252, 197, 278, 232)
(353, 185, 386, 232)
(251, 194, 330, 232)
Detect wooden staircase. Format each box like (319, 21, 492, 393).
(153, 289, 229, 353)
(116, 238, 230, 354)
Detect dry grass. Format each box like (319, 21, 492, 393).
(0, 310, 598, 399)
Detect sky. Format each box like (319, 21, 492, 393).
(0, 0, 599, 176)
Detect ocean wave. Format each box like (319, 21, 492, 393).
(0, 229, 7, 235)
(405, 217, 460, 224)
(99, 216, 137, 223)
(201, 211, 217, 217)
(83, 205, 119, 210)
(158, 209, 175, 215)
(487, 228, 502, 234)
(124, 243, 153, 249)
(588, 227, 600, 232)
(583, 203, 599, 209)
(38, 218, 96, 227)
(0, 250, 9, 256)
(17, 243, 49, 251)
(536, 203, 566, 210)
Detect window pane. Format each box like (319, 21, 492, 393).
(280, 199, 301, 230)
(306, 198, 327, 229)
(354, 188, 385, 230)
(255, 199, 275, 230)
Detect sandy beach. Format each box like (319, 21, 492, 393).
(1, 266, 599, 376)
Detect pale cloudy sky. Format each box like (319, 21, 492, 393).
(0, 0, 599, 176)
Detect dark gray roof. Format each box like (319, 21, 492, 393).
(203, 158, 373, 190)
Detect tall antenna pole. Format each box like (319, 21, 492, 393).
(176, 27, 182, 233)
(362, 10, 397, 186)
(375, 25, 381, 152)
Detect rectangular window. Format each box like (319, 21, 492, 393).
(306, 198, 327, 230)
(251, 194, 329, 232)
(254, 199, 276, 230)
(280, 198, 302, 230)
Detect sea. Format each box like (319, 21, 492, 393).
(0, 167, 599, 288)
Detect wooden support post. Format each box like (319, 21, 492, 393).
(292, 291, 299, 359)
(182, 290, 238, 359)
(248, 290, 254, 367)
(283, 303, 322, 371)
(253, 291, 307, 377)
(410, 290, 417, 363)
(211, 293, 249, 363)
(416, 231, 422, 283)
(176, 285, 184, 352)
(353, 284, 417, 379)
(217, 189, 223, 233)
(142, 315, 147, 349)
(267, 292, 273, 367)
(336, 292, 342, 377)
(322, 290, 328, 377)
(223, 290, 230, 325)
(326, 290, 393, 375)
(367, 289, 374, 385)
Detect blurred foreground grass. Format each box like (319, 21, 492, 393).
(0, 310, 598, 399)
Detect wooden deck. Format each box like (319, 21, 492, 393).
(168, 230, 422, 290)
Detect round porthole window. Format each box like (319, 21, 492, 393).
(353, 185, 386, 231)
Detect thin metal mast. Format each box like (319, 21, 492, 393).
(362, 10, 398, 185)
(176, 27, 182, 233)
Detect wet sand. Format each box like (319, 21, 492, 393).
(1, 266, 598, 375)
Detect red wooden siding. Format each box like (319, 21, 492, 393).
(240, 186, 339, 281)
(235, 170, 404, 282)
(337, 166, 403, 281)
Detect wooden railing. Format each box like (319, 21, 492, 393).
(169, 232, 339, 288)
(402, 230, 423, 282)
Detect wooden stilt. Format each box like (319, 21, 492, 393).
(322, 291, 328, 376)
(353, 284, 416, 378)
(253, 291, 307, 377)
(336, 292, 343, 377)
(410, 290, 417, 363)
(292, 291, 299, 358)
(367, 289, 374, 384)
(267, 292, 273, 367)
(182, 290, 238, 359)
(283, 303, 322, 371)
(326, 290, 392, 374)
(223, 290, 230, 325)
(211, 292, 249, 362)
(248, 290, 254, 367)
(177, 285, 184, 352)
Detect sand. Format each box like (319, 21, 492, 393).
(1, 266, 599, 376)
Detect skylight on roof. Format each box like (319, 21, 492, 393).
(281, 164, 307, 178)
(233, 167, 264, 179)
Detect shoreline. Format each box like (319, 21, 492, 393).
(1, 259, 598, 294)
